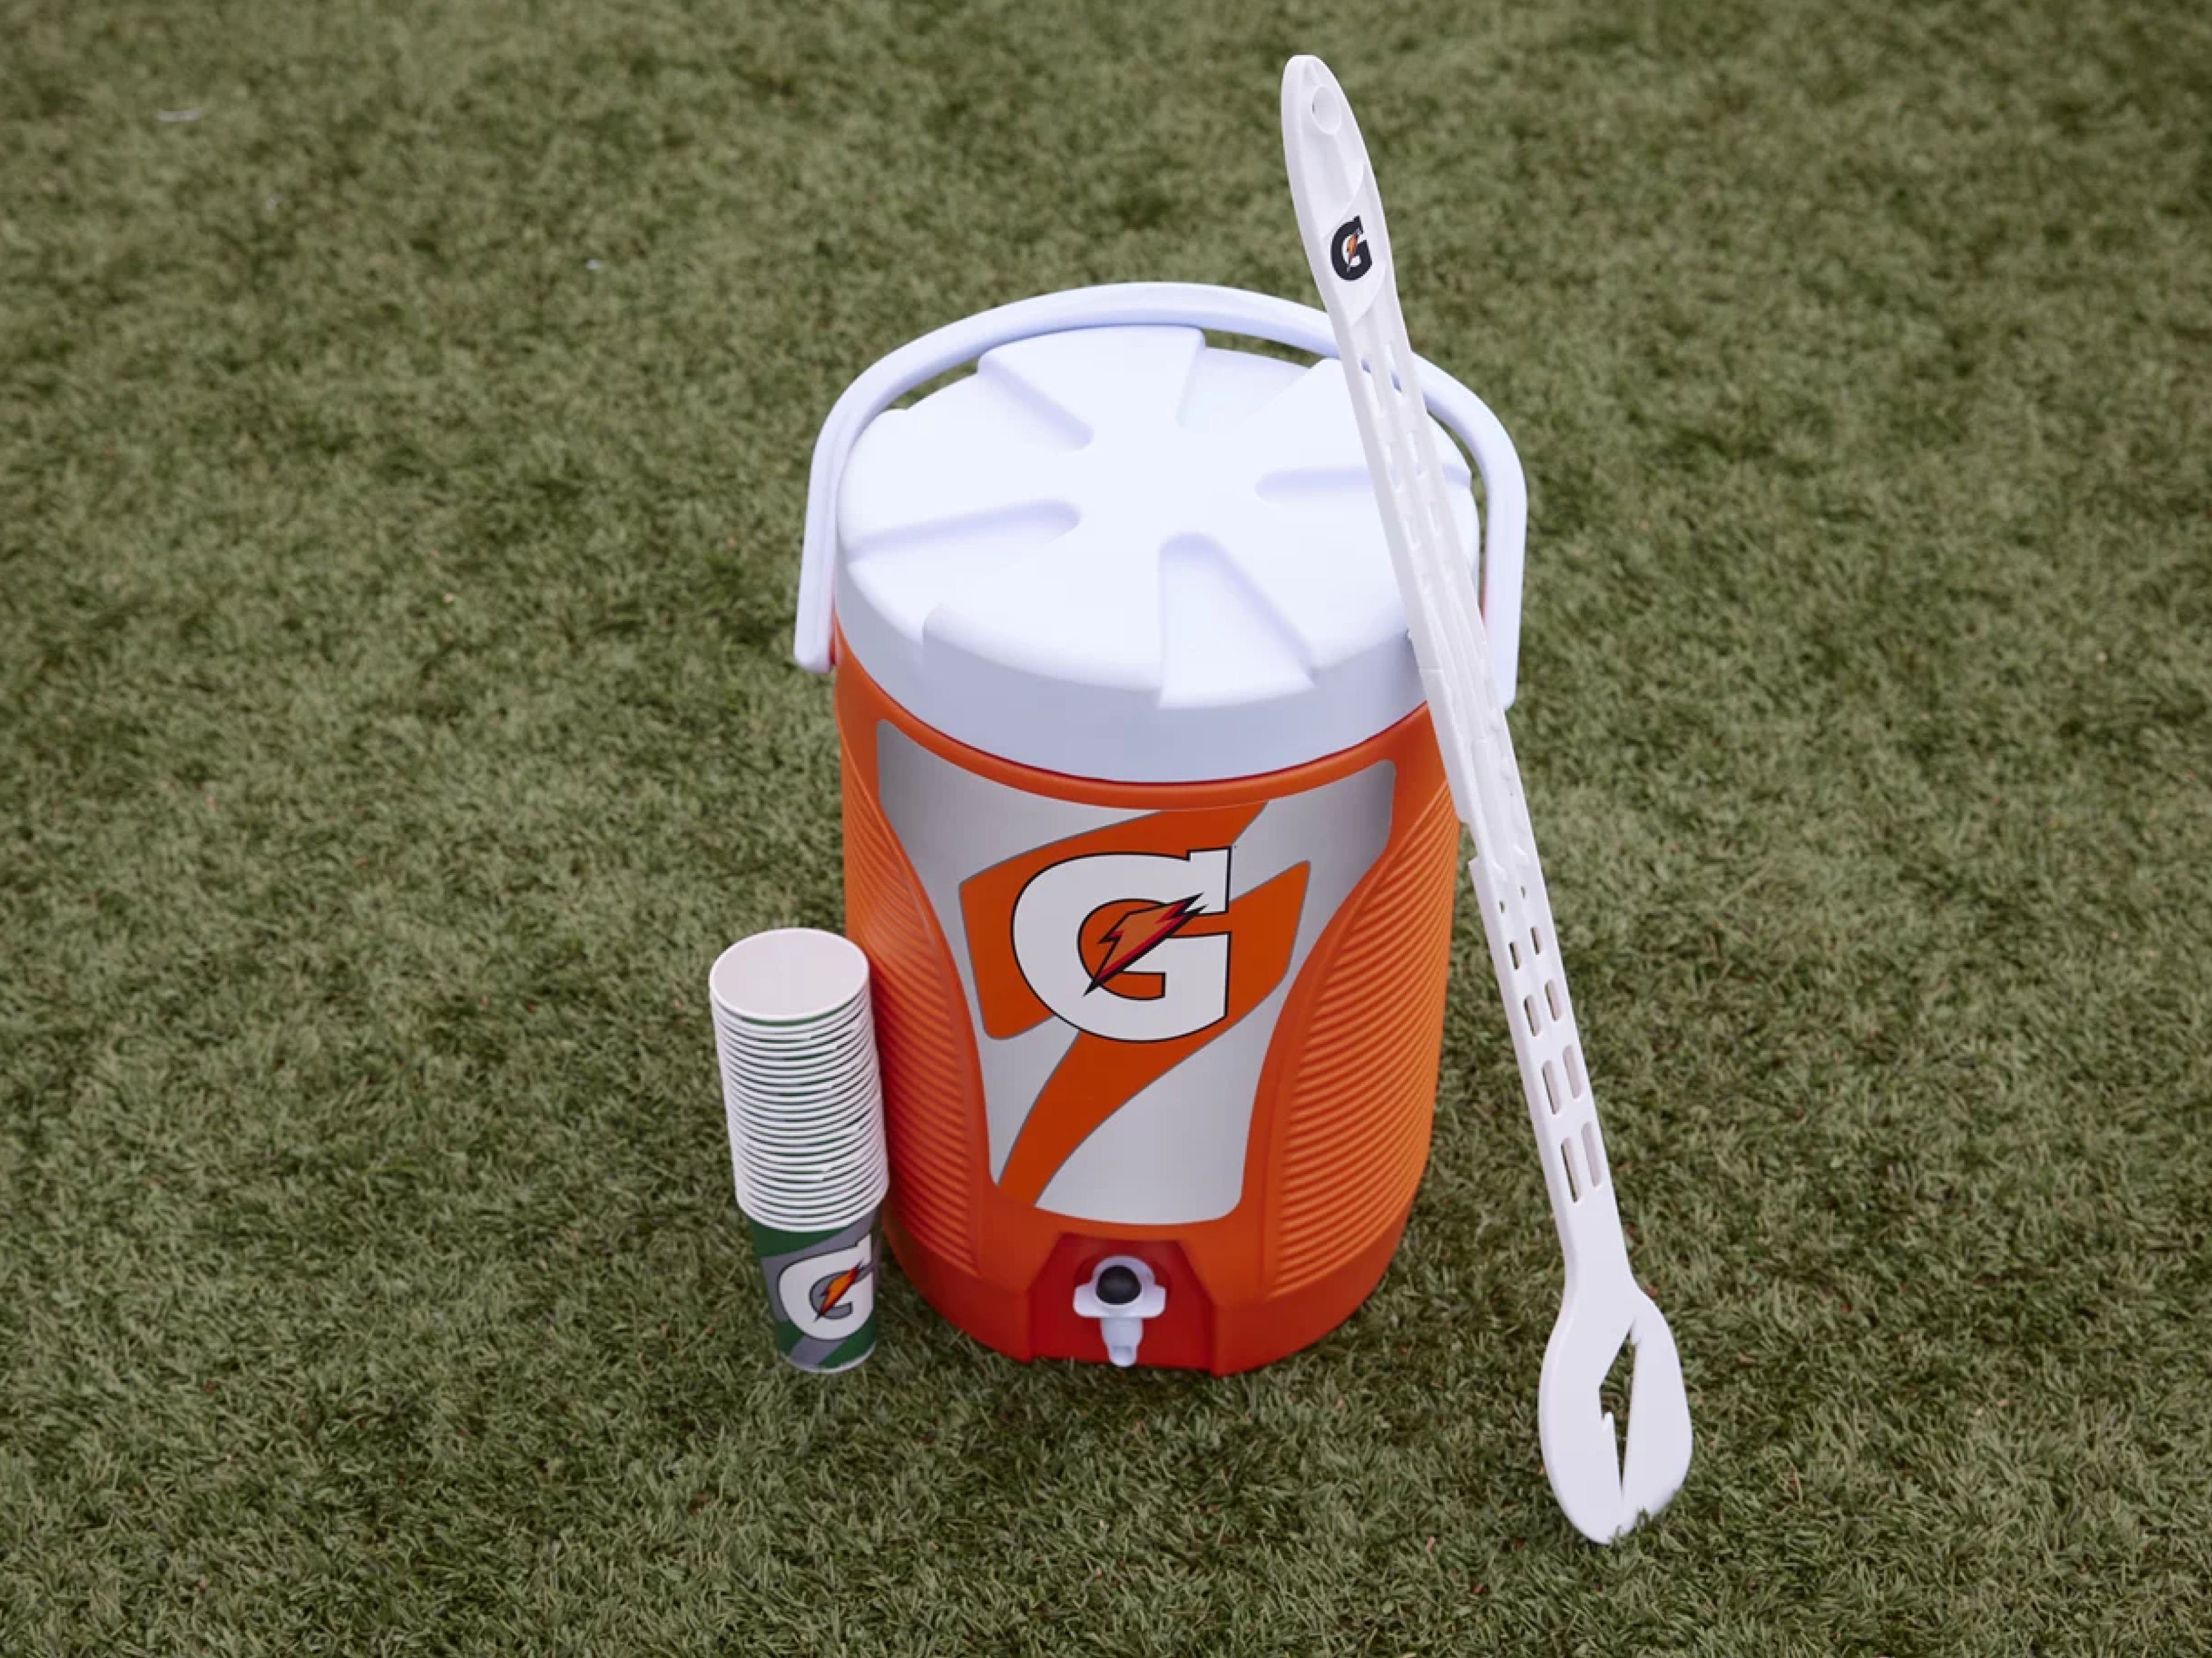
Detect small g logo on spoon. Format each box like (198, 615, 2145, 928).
(1330, 215, 1373, 281)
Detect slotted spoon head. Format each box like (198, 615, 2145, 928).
(1539, 1277, 1692, 1542)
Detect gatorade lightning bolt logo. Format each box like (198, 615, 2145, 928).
(959, 805, 1308, 1205)
(1330, 215, 1373, 282)
(812, 1260, 871, 1317)
(1086, 895, 1204, 994)
(776, 1233, 876, 1341)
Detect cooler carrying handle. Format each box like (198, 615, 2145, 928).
(792, 282, 1527, 707)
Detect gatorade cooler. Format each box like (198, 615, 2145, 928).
(792, 284, 1526, 1374)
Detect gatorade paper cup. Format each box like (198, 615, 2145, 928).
(709, 929, 892, 1375)
(748, 1210, 881, 1375)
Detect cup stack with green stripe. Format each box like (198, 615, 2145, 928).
(708, 929, 891, 1374)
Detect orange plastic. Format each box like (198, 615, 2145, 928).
(837, 634, 1460, 1374)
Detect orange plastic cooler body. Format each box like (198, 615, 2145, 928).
(838, 645, 1461, 1375)
(805, 307, 1521, 1374)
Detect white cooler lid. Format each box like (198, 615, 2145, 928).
(833, 324, 1488, 783)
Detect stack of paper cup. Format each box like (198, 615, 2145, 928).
(708, 928, 890, 1374)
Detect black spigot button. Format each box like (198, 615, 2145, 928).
(1094, 1264, 1142, 1307)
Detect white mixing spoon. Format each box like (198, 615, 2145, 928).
(1283, 54, 1692, 1543)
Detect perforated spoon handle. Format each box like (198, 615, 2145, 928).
(1282, 52, 1691, 1542)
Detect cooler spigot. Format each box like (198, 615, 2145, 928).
(1073, 1256, 1167, 1366)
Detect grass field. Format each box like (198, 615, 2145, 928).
(4, 0, 2210, 1651)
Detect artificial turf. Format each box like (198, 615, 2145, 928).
(4, 0, 2209, 1651)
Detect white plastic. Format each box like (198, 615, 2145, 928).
(1284, 55, 1692, 1543)
(1072, 1256, 1167, 1367)
(793, 283, 1527, 781)
(836, 328, 1469, 781)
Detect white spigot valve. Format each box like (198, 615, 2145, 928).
(1073, 1257, 1167, 1367)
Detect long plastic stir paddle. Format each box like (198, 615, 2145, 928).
(1283, 55, 1691, 1543)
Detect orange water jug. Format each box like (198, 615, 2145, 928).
(793, 284, 1525, 1374)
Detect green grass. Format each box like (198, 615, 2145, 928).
(4, 0, 2209, 1650)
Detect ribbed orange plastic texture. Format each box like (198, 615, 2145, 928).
(1269, 784, 1460, 1290)
(839, 723, 978, 1273)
